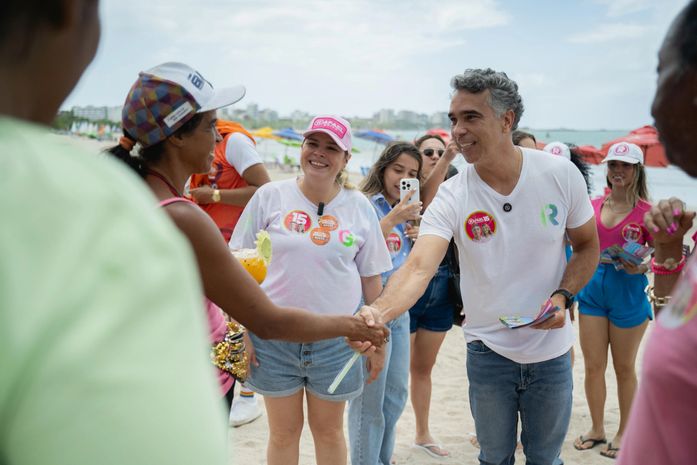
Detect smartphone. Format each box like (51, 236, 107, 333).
(399, 177, 420, 205)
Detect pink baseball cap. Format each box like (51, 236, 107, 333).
(602, 142, 644, 165)
(303, 115, 352, 152)
(543, 141, 571, 160)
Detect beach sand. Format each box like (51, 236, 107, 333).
(229, 321, 651, 465)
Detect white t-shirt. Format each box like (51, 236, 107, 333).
(225, 132, 262, 175)
(420, 148, 594, 363)
(230, 178, 392, 316)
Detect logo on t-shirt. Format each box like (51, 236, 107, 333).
(386, 232, 402, 254)
(309, 228, 331, 246)
(284, 210, 312, 234)
(622, 223, 642, 243)
(541, 204, 560, 226)
(206, 161, 223, 189)
(339, 229, 355, 247)
(465, 211, 496, 243)
(318, 215, 339, 231)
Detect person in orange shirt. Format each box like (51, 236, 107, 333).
(190, 120, 271, 426)
(190, 120, 271, 241)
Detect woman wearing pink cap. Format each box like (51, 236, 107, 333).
(573, 142, 653, 459)
(230, 115, 392, 465)
(107, 67, 388, 407)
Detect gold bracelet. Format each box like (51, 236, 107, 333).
(646, 285, 671, 308)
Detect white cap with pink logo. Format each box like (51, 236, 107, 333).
(602, 142, 644, 165)
(303, 115, 352, 152)
(543, 141, 571, 160)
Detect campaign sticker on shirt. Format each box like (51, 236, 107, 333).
(386, 232, 402, 254)
(284, 210, 312, 234)
(309, 228, 331, 246)
(339, 229, 356, 247)
(465, 210, 497, 243)
(658, 258, 697, 329)
(318, 215, 339, 231)
(622, 223, 642, 243)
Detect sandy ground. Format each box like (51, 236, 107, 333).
(229, 320, 651, 465)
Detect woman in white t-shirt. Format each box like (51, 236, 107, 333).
(230, 115, 392, 465)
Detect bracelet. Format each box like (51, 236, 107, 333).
(646, 285, 671, 308)
(651, 256, 686, 275)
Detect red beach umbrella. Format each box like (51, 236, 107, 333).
(600, 126, 668, 167)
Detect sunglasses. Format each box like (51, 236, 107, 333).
(422, 148, 445, 158)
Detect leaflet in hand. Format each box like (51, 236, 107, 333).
(499, 300, 561, 329)
(600, 242, 653, 270)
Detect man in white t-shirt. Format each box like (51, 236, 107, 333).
(358, 68, 599, 465)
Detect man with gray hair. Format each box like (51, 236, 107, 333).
(357, 68, 599, 464)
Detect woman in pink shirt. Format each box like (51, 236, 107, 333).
(573, 142, 653, 459)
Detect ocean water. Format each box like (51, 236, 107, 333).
(255, 129, 697, 208)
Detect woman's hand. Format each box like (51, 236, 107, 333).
(388, 190, 422, 224)
(644, 197, 695, 245)
(618, 259, 648, 275)
(365, 346, 386, 384)
(405, 223, 419, 241)
(190, 185, 215, 204)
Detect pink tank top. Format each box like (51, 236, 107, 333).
(159, 197, 233, 395)
(592, 195, 652, 252)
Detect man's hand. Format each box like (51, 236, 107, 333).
(531, 295, 567, 330)
(190, 186, 216, 204)
(365, 346, 386, 383)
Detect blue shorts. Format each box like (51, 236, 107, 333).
(409, 265, 455, 333)
(577, 263, 652, 328)
(245, 333, 363, 402)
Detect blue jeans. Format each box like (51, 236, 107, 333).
(348, 312, 410, 465)
(467, 341, 571, 465)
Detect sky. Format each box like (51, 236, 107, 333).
(64, 0, 690, 130)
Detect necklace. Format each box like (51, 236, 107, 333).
(147, 169, 182, 197)
(606, 196, 633, 214)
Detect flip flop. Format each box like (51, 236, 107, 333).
(599, 442, 620, 459)
(573, 435, 607, 451)
(412, 443, 449, 458)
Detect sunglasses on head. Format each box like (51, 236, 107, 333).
(422, 148, 445, 158)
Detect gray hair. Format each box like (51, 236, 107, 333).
(450, 68, 524, 130)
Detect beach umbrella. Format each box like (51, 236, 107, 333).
(251, 126, 279, 141)
(273, 128, 303, 141)
(600, 126, 668, 167)
(425, 128, 451, 144)
(355, 129, 395, 145)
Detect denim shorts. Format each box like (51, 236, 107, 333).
(409, 265, 455, 333)
(577, 263, 653, 328)
(245, 332, 363, 402)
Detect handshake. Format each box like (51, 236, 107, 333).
(348, 305, 390, 353)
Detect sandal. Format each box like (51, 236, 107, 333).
(599, 442, 620, 459)
(573, 435, 607, 451)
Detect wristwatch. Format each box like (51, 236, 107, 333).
(550, 288, 574, 309)
(212, 189, 221, 203)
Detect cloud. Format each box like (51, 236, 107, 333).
(567, 23, 648, 43)
(593, 0, 653, 18)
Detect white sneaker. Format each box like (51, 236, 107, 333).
(229, 395, 262, 427)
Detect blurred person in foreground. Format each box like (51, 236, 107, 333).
(618, 1, 697, 464)
(0, 1, 228, 464)
(355, 68, 599, 465)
